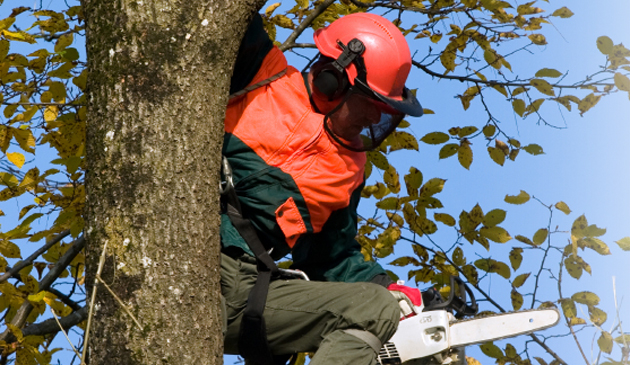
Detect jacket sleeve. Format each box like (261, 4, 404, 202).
(230, 13, 274, 95)
(290, 185, 393, 286)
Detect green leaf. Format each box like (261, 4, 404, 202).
(530, 79, 555, 96)
(458, 126, 478, 138)
(509, 247, 523, 270)
(479, 343, 503, 359)
(366, 151, 389, 170)
(479, 226, 511, 243)
(572, 291, 600, 306)
(555, 201, 571, 215)
(452, 247, 466, 266)
(533, 228, 548, 245)
(420, 132, 450, 145)
(505, 190, 530, 204)
(535, 68, 563, 78)
(597, 332, 614, 354)
(439, 143, 459, 159)
(523, 144, 544, 155)
(596, 36, 614, 55)
(616, 237, 630, 251)
(615, 334, 630, 344)
(513, 273, 530, 288)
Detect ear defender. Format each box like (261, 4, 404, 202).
(311, 39, 364, 101)
(312, 69, 345, 100)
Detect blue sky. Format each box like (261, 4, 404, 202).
(1, 0, 629, 364)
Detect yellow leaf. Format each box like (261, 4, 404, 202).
(458, 142, 473, 169)
(511, 289, 523, 310)
(596, 36, 614, 55)
(479, 226, 511, 243)
(44, 106, 58, 122)
(487, 147, 505, 166)
(439, 143, 459, 159)
(440, 44, 457, 72)
(419, 178, 445, 197)
(512, 99, 525, 116)
(555, 201, 571, 215)
(616, 237, 630, 251)
(535, 68, 563, 78)
(272, 14, 294, 29)
(430, 33, 443, 43)
(482, 125, 496, 138)
(530, 79, 555, 96)
(598, 332, 614, 354)
(479, 342, 503, 359)
(7, 152, 25, 168)
(614, 72, 630, 91)
(27, 291, 46, 303)
(54, 33, 73, 53)
(383, 166, 400, 194)
(572, 291, 599, 306)
(533, 228, 548, 245)
(1, 29, 36, 43)
(484, 49, 496, 66)
(505, 190, 530, 204)
(551, 7, 573, 18)
(366, 151, 389, 170)
(265, 2, 281, 16)
(434, 213, 456, 227)
(483, 209, 506, 227)
(512, 272, 530, 288)
(516, 235, 535, 246)
(12, 128, 36, 153)
(420, 132, 449, 145)
(578, 93, 602, 115)
(0, 240, 21, 258)
(404, 167, 423, 195)
(523, 143, 544, 155)
(492, 85, 508, 97)
(560, 298, 577, 318)
(528, 34, 547, 45)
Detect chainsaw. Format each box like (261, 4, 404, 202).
(377, 277, 561, 365)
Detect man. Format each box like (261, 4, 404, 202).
(221, 11, 424, 365)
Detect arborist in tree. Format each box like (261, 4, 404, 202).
(221, 11, 424, 365)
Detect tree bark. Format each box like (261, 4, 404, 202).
(81, 0, 265, 363)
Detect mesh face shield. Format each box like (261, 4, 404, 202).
(324, 91, 405, 152)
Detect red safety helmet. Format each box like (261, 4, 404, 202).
(311, 13, 422, 151)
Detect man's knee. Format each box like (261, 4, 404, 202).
(347, 283, 399, 343)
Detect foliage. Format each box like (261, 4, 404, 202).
(0, 0, 628, 364)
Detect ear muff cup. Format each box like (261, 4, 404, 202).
(312, 66, 349, 100)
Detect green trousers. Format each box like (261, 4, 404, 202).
(221, 253, 400, 365)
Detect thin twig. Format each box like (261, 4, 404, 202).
(50, 308, 83, 360)
(279, 0, 336, 52)
(95, 275, 142, 329)
(82, 240, 108, 365)
(0, 230, 70, 283)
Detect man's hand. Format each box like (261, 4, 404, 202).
(388, 282, 424, 319)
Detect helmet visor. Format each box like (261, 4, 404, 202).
(324, 91, 404, 152)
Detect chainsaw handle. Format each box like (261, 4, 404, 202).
(426, 276, 478, 318)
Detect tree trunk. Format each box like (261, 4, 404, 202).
(81, 0, 265, 363)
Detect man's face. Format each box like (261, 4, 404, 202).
(328, 93, 383, 141)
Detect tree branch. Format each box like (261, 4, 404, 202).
(21, 306, 87, 337)
(412, 60, 615, 90)
(0, 230, 70, 283)
(0, 235, 86, 343)
(279, 0, 336, 52)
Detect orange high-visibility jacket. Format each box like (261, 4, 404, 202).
(222, 15, 389, 284)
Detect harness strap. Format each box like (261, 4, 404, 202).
(342, 329, 382, 353)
